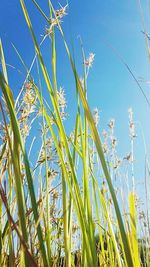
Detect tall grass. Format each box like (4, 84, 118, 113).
(0, 1, 150, 266)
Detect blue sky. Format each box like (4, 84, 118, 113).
(0, 0, 150, 194)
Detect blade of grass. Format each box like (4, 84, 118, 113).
(129, 192, 141, 267)
(0, 39, 8, 84)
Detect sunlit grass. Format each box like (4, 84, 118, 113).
(0, 1, 150, 266)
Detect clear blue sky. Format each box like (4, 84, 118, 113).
(1, 0, 150, 194)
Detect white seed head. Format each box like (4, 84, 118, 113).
(84, 52, 95, 68)
(93, 107, 100, 127)
(56, 4, 68, 18)
(128, 107, 136, 138)
(45, 18, 62, 35)
(57, 87, 67, 112)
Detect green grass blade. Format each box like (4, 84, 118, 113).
(0, 39, 8, 84)
(129, 192, 141, 267)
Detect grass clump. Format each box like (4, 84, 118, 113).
(0, 1, 150, 266)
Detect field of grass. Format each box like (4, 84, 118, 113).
(0, 1, 150, 266)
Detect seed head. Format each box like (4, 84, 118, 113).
(47, 168, 58, 180)
(84, 53, 95, 68)
(123, 153, 132, 163)
(57, 87, 67, 112)
(113, 158, 122, 169)
(108, 119, 115, 130)
(21, 123, 31, 137)
(55, 4, 68, 18)
(93, 107, 100, 127)
(128, 108, 136, 138)
(23, 90, 35, 106)
(24, 81, 33, 90)
(110, 136, 117, 149)
(45, 18, 62, 35)
(52, 190, 59, 199)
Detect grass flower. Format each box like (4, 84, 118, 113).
(93, 107, 100, 127)
(84, 52, 95, 68)
(21, 122, 31, 137)
(108, 118, 115, 130)
(45, 18, 62, 35)
(57, 87, 67, 111)
(128, 107, 136, 138)
(45, 4, 68, 36)
(56, 4, 68, 18)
